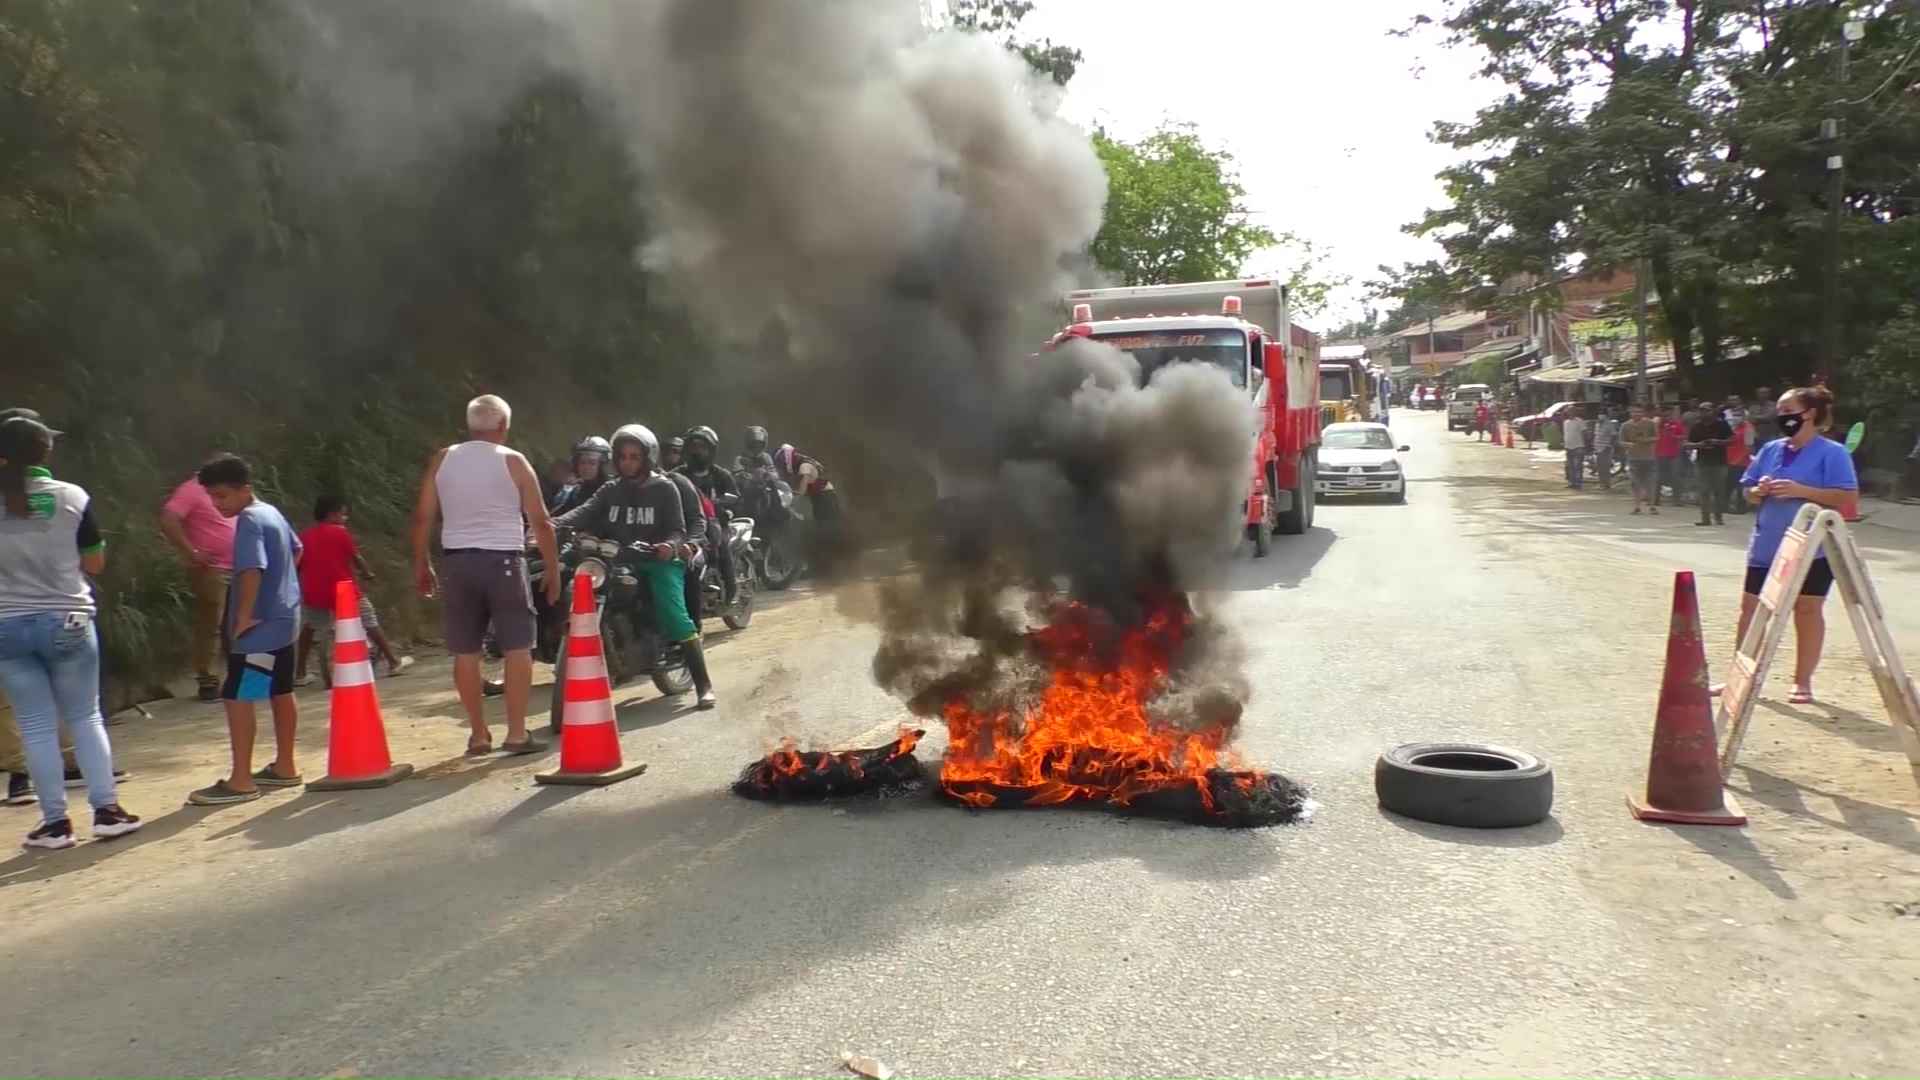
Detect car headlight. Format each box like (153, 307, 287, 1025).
(577, 557, 610, 591)
(1383, 459, 1402, 471)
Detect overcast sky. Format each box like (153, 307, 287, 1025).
(1020, 0, 1499, 327)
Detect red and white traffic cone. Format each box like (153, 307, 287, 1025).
(308, 580, 414, 791)
(1627, 571, 1745, 826)
(535, 572, 648, 787)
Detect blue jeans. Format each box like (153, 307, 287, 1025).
(1565, 448, 1586, 488)
(0, 612, 119, 824)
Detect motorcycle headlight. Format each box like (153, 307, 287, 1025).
(577, 557, 610, 591)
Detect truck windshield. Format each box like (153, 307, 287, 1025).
(1319, 370, 1354, 401)
(1089, 328, 1248, 389)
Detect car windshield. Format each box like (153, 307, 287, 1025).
(1320, 370, 1354, 401)
(1323, 428, 1395, 450)
(1090, 328, 1247, 389)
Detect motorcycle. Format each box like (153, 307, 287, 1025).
(546, 532, 696, 729)
(700, 512, 760, 630)
(733, 466, 803, 592)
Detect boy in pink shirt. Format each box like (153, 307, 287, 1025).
(158, 455, 237, 701)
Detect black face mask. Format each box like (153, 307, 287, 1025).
(687, 450, 712, 469)
(1777, 413, 1807, 437)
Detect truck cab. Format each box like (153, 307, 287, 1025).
(1055, 279, 1323, 553)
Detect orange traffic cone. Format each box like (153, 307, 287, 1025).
(1505, 425, 1516, 449)
(1627, 571, 1746, 826)
(535, 572, 648, 787)
(307, 580, 415, 791)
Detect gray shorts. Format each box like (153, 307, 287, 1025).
(1627, 459, 1658, 496)
(303, 593, 378, 632)
(442, 549, 535, 656)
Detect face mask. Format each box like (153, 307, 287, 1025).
(1777, 413, 1806, 437)
(688, 450, 712, 469)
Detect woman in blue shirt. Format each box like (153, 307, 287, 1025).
(1729, 386, 1856, 705)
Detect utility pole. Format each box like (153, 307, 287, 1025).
(1634, 255, 1649, 403)
(1821, 20, 1866, 382)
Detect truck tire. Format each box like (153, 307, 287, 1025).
(1276, 453, 1312, 535)
(1374, 742, 1554, 829)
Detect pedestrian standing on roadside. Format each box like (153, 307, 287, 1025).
(1654, 405, 1687, 506)
(159, 451, 238, 702)
(294, 494, 412, 687)
(1726, 406, 1755, 516)
(411, 395, 560, 756)
(1748, 386, 1777, 444)
(187, 454, 305, 806)
(1687, 401, 1734, 526)
(1591, 407, 1620, 491)
(1715, 386, 1857, 706)
(1619, 403, 1661, 515)
(1562, 406, 1588, 489)
(1473, 400, 1491, 442)
(0, 417, 142, 848)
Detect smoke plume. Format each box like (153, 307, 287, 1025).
(288, 0, 1259, 731)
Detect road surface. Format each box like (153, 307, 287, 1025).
(3, 410, 1918, 1079)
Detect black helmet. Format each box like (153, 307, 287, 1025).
(744, 425, 768, 453)
(572, 435, 611, 459)
(684, 425, 719, 452)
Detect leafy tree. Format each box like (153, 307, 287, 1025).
(1401, 0, 1920, 412)
(947, 0, 1082, 85)
(1088, 124, 1277, 287)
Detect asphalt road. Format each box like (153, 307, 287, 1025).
(4, 411, 1918, 1079)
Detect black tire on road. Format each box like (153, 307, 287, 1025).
(1392, 486, 1408, 505)
(1276, 454, 1312, 536)
(724, 564, 757, 630)
(1374, 742, 1554, 829)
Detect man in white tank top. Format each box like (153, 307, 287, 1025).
(411, 395, 561, 754)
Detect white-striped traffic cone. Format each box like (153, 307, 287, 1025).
(535, 572, 647, 786)
(307, 580, 414, 791)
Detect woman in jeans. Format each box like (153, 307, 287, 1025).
(0, 417, 141, 849)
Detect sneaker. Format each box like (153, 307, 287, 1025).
(387, 655, 416, 677)
(696, 689, 718, 710)
(24, 818, 74, 850)
(197, 682, 221, 703)
(5, 772, 32, 806)
(92, 804, 143, 839)
(187, 780, 261, 806)
(292, 673, 316, 688)
(63, 767, 130, 789)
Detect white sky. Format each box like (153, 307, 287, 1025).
(1020, 0, 1501, 328)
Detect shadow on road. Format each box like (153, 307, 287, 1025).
(1217, 525, 1337, 592)
(1668, 817, 1799, 900)
(200, 751, 512, 851)
(0, 804, 207, 890)
(1374, 809, 1565, 849)
(1734, 762, 1920, 861)
(1757, 699, 1911, 756)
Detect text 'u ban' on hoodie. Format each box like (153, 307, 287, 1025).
(552, 469, 687, 549)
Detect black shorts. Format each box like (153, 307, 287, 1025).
(222, 645, 296, 702)
(1744, 558, 1834, 599)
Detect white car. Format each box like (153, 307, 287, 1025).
(1315, 422, 1410, 502)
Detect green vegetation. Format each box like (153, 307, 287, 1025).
(3, 0, 1324, 701)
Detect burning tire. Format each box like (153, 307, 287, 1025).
(1374, 742, 1553, 829)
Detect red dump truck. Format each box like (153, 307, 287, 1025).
(1054, 279, 1322, 555)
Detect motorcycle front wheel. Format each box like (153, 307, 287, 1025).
(724, 562, 757, 630)
(761, 536, 801, 591)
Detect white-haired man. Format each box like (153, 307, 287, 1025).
(411, 395, 561, 754)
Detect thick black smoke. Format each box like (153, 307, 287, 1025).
(290, 0, 1258, 730)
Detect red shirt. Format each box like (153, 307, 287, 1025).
(1655, 418, 1685, 458)
(297, 523, 359, 610)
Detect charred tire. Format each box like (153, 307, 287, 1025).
(1374, 742, 1553, 829)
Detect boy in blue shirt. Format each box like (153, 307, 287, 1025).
(188, 454, 306, 805)
(1730, 386, 1857, 705)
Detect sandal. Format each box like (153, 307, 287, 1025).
(464, 739, 494, 757)
(188, 779, 262, 806)
(252, 766, 303, 788)
(1787, 686, 1815, 705)
(500, 736, 546, 756)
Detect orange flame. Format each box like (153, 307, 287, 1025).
(938, 583, 1249, 811)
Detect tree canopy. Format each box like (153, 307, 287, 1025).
(1390, 0, 1920, 413)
